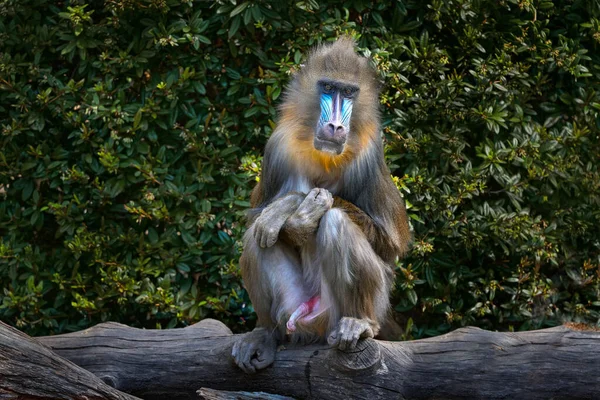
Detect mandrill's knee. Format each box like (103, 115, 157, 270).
(317, 207, 367, 250)
(316, 208, 355, 283)
(317, 208, 347, 240)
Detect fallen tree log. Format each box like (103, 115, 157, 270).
(1, 319, 599, 400)
(0, 320, 140, 400)
(197, 388, 295, 400)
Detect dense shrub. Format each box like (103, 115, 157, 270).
(1, 0, 599, 337)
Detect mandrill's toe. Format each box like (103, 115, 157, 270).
(328, 317, 375, 351)
(232, 328, 277, 373)
(250, 346, 276, 370)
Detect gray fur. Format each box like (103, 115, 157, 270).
(317, 209, 391, 330)
(232, 37, 411, 373)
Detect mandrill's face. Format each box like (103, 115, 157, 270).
(314, 78, 359, 156)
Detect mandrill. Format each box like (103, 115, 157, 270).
(232, 37, 411, 373)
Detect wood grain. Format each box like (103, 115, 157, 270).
(0, 320, 139, 400)
(3, 319, 599, 399)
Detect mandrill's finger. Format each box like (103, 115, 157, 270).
(239, 350, 258, 373)
(349, 331, 360, 350)
(262, 229, 275, 248)
(259, 231, 268, 248)
(241, 360, 256, 374)
(360, 324, 375, 339)
(258, 227, 269, 248)
(239, 342, 256, 366)
(323, 190, 333, 208)
(339, 319, 355, 351)
(265, 228, 279, 248)
(235, 351, 253, 373)
(327, 330, 340, 347)
(251, 350, 275, 370)
(251, 358, 270, 370)
(307, 187, 321, 199)
(317, 187, 331, 198)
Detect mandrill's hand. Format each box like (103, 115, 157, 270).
(253, 193, 304, 248)
(231, 327, 277, 373)
(293, 188, 334, 227)
(281, 188, 333, 247)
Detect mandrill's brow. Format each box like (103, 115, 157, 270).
(317, 79, 360, 96)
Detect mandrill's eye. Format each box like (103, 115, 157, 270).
(343, 87, 354, 97)
(323, 83, 333, 92)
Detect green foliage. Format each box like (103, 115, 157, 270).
(1, 0, 599, 337)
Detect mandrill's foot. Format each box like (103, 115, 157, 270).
(327, 317, 376, 351)
(232, 327, 277, 373)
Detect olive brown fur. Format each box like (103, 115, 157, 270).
(232, 37, 411, 373)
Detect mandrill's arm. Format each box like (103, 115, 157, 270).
(250, 188, 406, 260)
(282, 192, 406, 262)
(249, 188, 334, 249)
(279, 188, 333, 248)
(248, 191, 305, 248)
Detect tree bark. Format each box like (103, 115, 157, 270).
(197, 388, 295, 400)
(0, 320, 140, 400)
(2, 319, 599, 400)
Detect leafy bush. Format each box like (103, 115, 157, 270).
(1, 0, 599, 337)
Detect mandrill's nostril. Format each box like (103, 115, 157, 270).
(326, 123, 344, 137)
(326, 123, 336, 136)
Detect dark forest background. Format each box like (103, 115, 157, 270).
(1, 0, 599, 338)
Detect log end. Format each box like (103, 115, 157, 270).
(329, 338, 382, 373)
(188, 318, 233, 336)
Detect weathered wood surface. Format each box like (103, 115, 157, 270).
(197, 387, 295, 400)
(3, 319, 599, 400)
(0, 320, 140, 400)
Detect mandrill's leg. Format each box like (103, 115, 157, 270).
(233, 188, 334, 373)
(233, 223, 309, 373)
(316, 208, 392, 351)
